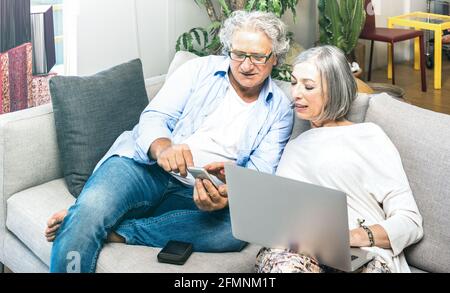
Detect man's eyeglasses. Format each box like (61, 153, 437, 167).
(228, 51, 273, 65)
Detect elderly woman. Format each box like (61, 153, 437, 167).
(255, 46, 423, 273)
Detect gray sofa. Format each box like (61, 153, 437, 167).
(1, 61, 449, 273)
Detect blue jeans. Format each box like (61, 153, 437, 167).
(50, 156, 246, 273)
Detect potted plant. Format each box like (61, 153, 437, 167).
(318, 0, 366, 73)
(176, 0, 300, 81)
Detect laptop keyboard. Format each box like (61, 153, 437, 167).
(351, 255, 359, 261)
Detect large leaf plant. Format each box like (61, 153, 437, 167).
(318, 0, 366, 62)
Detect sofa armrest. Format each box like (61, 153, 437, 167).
(0, 103, 63, 262)
(0, 103, 63, 199)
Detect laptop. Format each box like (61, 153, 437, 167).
(225, 164, 374, 272)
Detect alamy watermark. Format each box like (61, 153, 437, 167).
(66, 251, 81, 273)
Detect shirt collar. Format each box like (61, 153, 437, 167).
(214, 57, 274, 103)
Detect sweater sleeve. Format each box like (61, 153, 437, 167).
(378, 185, 424, 257)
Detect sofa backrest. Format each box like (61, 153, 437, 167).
(364, 93, 450, 273)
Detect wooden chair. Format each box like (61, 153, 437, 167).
(359, 0, 426, 92)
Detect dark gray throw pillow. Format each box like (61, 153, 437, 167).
(49, 59, 149, 197)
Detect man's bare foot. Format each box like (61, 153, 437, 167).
(107, 232, 125, 243)
(45, 209, 125, 244)
(45, 209, 68, 242)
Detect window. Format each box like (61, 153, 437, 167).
(30, 0, 64, 67)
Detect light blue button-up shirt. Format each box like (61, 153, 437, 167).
(95, 55, 293, 175)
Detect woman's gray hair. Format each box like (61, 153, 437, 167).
(293, 45, 357, 122)
(219, 10, 290, 66)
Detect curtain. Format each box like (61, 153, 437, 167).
(0, 0, 31, 53)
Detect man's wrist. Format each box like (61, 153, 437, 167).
(149, 138, 172, 160)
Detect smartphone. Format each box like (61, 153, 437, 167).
(157, 240, 193, 265)
(187, 167, 219, 188)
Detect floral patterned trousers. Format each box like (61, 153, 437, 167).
(255, 248, 391, 273)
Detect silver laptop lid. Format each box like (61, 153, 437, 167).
(225, 164, 353, 271)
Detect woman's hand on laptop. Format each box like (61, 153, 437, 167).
(349, 225, 391, 248)
(194, 179, 228, 212)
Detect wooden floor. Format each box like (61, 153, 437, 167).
(367, 58, 450, 115)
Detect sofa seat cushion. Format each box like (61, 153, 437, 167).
(6, 178, 261, 272)
(6, 179, 75, 266)
(96, 243, 260, 273)
(364, 93, 450, 273)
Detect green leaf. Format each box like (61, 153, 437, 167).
(182, 33, 189, 51)
(206, 35, 222, 54)
(218, 0, 231, 17)
(271, 0, 282, 17)
(318, 0, 366, 55)
(198, 27, 209, 48)
(194, 0, 206, 7)
(257, 0, 268, 12)
(190, 28, 202, 47)
(176, 36, 182, 52)
(208, 21, 222, 32)
(187, 34, 194, 51)
(245, 0, 257, 11)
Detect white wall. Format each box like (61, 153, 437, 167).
(69, 0, 429, 77)
(135, 0, 211, 78)
(70, 0, 317, 78)
(73, 0, 210, 77)
(76, 0, 140, 76)
(284, 0, 317, 49)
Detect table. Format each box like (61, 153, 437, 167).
(388, 12, 450, 89)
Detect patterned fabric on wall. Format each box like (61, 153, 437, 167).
(31, 73, 56, 107)
(0, 42, 33, 114)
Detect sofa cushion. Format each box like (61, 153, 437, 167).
(6, 179, 75, 265)
(166, 51, 199, 80)
(95, 243, 261, 273)
(6, 179, 261, 272)
(4, 233, 50, 273)
(49, 59, 148, 197)
(364, 93, 450, 273)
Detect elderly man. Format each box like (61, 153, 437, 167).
(45, 10, 294, 273)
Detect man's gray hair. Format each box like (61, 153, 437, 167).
(219, 10, 290, 66)
(293, 45, 357, 122)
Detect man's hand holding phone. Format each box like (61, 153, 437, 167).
(192, 162, 228, 212)
(150, 138, 194, 177)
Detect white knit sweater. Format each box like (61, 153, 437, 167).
(276, 122, 424, 273)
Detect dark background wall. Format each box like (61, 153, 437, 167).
(0, 0, 31, 53)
